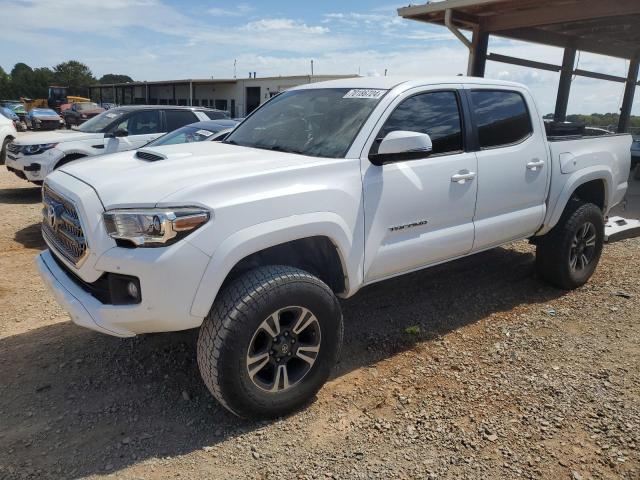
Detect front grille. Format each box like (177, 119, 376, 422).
(7, 143, 20, 154)
(42, 184, 88, 267)
(37, 120, 60, 130)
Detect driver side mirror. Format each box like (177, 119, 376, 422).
(105, 128, 129, 139)
(369, 131, 433, 166)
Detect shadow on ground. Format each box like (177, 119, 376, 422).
(0, 246, 564, 479)
(14, 223, 46, 250)
(0, 186, 41, 205)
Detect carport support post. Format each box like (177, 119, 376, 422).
(468, 26, 489, 77)
(554, 47, 577, 122)
(618, 55, 639, 133)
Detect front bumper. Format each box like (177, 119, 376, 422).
(5, 148, 64, 182)
(37, 239, 210, 337)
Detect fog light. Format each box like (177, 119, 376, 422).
(126, 281, 139, 300)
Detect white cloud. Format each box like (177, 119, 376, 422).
(244, 18, 329, 34)
(208, 3, 252, 17)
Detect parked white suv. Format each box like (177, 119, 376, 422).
(0, 112, 18, 165)
(37, 77, 631, 419)
(5, 106, 228, 183)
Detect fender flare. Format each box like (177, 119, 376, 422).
(540, 166, 612, 235)
(189, 212, 360, 318)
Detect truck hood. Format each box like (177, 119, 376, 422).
(58, 141, 327, 208)
(13, 129, 103, 145)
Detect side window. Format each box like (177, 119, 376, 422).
(203, 110, 227, 120)
(470, 90, 533, 149)
(377, 91, 463, 155)
(165, 110, 198, 131)
(117, 110, 161, 135)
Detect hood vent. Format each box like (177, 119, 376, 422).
(135, 149, 166, 162)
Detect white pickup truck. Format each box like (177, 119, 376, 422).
(37, 77, 631, 418)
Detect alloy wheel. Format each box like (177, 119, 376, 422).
(569, 221, 597, 271)
(246, 306, 322, 393)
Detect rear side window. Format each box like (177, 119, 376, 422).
(470, 90, 532, 149)
(378, 91, 463, 155)
(165, 110, 199, 131)
(203, 110, 228, 120)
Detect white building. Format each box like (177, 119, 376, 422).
(88, 74, 358, 117)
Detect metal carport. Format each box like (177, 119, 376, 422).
(398, 0, 640, 133)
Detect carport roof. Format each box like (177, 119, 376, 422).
(398, 0, 640, 60)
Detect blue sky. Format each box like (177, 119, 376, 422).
(0, 0, 637, 116)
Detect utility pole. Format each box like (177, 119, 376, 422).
(311, 60, 314, 76)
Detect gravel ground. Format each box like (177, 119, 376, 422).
(0, 168, 638, 480)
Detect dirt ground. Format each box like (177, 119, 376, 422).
(0, 167, 639, 480)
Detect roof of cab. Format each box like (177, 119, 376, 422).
(291, 75, 525, 91)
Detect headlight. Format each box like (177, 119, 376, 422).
(22, 143, 58, 155)
(103, 207, 210, 247)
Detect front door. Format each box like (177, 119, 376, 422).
(465, 87, 549, 251)
(105, 110, 163, 153)
(362, 87, 478, 282)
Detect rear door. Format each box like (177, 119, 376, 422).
(164, 109, 200, 133)
(361, 86, 479, 282)
(465, 87, 549, 251)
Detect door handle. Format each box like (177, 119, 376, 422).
(451, 171, 476, 184)
(526, 159, 545, 171)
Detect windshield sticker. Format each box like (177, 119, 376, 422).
(343, 89, 387, 99)
(196, 129, 214, 137)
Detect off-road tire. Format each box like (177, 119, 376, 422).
(197, 265, 343, 419)
(536, 200, 604, 290)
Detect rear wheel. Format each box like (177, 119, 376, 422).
(535, 200, 604, 290)
(197, 265, 343, 419)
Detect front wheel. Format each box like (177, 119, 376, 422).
(535, 200, 604, 290)
(197, 265, 343, 419)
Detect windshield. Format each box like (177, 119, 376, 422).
(30, 109, 57, 115)
(147, 125, 220, 147)
(225, 88, 386, 158)
(77, 102, 100, 111)
(77, 110, 125, 133)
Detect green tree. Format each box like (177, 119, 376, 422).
(30, 67, 55, 99)
(10, 62, 35, 98)
(53, 60, 96, 96)
(0, 66, 10, 99)
(98, 74, 134, 84)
